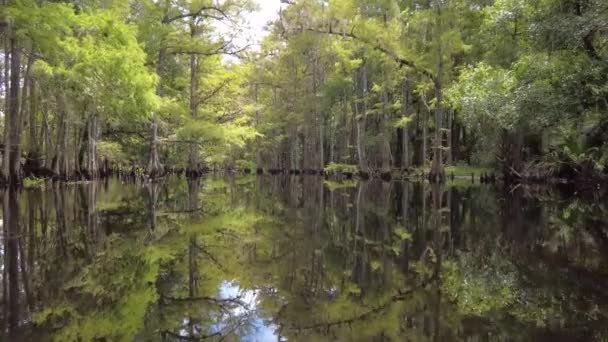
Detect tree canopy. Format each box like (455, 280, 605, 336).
(0, 0, 607, 183)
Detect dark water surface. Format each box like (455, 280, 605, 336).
(1, 176, 607, 341)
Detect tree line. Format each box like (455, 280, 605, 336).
(0, 0, 257, 184)
(251, 0, 608, 183)
(1, 0, 607, 185)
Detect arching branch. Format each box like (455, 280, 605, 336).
(162, 6, 228, 24)
(299, 26, 436, 82)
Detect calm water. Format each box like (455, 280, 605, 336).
(0, 176, 607, 341)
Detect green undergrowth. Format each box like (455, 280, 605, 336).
(445, 164, 494, 176)
(324, 179, 358, 191)
(24, 177, 46, 188)
(408, 164, 493, 177)
(447, 178, 482, 188)
(235, 159, 256, 171)
(324, 163, 359, 174)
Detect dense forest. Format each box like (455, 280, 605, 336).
(2, 1, 608, 340)
(0, 0, 607, 184)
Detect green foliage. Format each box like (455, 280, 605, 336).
(324, 179, 358, 191)
(324, 163, 359, 174)
(97, 141, 127, 163)
(393, 225, 412, 241)
(235, 159, 256, 170)
(448, 63, 517, 131)
(445, 163, 493, 176)
(23, 177, 46, 188)
(443, 254, 517, 316)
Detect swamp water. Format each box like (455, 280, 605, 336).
(0, 176, 607, 341)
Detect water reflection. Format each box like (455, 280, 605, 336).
(0, 176, 607, 341)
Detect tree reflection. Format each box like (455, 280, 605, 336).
(0, 177, 607, 340)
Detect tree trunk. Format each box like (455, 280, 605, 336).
(356, 63, 369, 174)
(86, 114, 99, 178)
(146, 26, 167, 177)
(452, 117, 460, 162)
(41, 108, 51, 169)
(187, 22, 199, 173)
(402, 79, 411, 169)
(422, 104, 428, 166)
(429, 3, 446, 182)
(312, 52, 324, 171)
(147, 119, 163, 177)
(4, 187, 20, 337)
(2, 34, 9, 181)
(77, 126, 87, 175)
(53, 94, 69, 179)
(380, 77, 392, 174)
(4, 38, 23, 183)
(254, 83, 263, 170)
(502, 129, 524, 182)
(429, 77, 445, 182)
(447, 108, 453, 165)
(26, 75, 40, 174)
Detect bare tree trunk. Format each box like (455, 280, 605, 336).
(422, 104, 428, 166)
(17, 50, 34, 178)
(429, 76, 445, 181)
(187, 21, 199, 173)
(147, 119, 163, 177)
(380, 76, 392, 174)
(429, 3, 446, 182)
(53, 94, 69, 179)
(5, 37, 23, 183)
(253, 83, 263, 170)
(402, 79, 411, 169)
(2, 33, 10, 181)
(356, 63, 369, 174)
(26, 75, 40, 173)
(312, 51, 324, 171)
(86, 114, 99, 178)
(41, 108, 51, 169)
(502, 129, 524, 182)
(146, 31, 167, 177)
(447, 108, 453, 165)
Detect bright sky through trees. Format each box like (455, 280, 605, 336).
(237, 0, 282, 50)
(248, 0, 281, 43)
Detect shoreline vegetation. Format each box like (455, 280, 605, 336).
(0, 0, 606, 190)
(16, 160, 606, 190)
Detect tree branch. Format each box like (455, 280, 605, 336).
(286, 272, 438, 331)
(196, 78, 235, 107)
(162, 6, 228, 24)
(216, 110, 243, 124)
(299, 27, 436, 82)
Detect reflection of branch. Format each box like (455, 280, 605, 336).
(162, 295, 246, 307)
(287, 273, 438, 331)
(161, 294, 256, 341)
(200, 246, 227, 271)
(162, 207, 207, 214)
(161, 329, 220, 340)
(216, 229, 240, 240)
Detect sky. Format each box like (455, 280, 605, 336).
(242, 0, 282, 48)
(215, 0, 282, 63)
